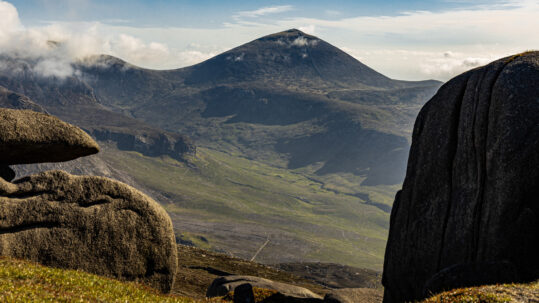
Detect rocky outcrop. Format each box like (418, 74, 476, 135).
(0, 108, 99, 164)
(382, 52, 539, 302)
(0, 86, 47, 113)
(207, 275, 323, 299)
(0, 171, 177, 292)
(0, 109, 178, 293)
(90, 128, 195, 161)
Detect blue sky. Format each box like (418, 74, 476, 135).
(1, 0, 538, 80)
(10, 0, 513, 27)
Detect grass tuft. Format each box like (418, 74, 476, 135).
(0, 256, 199, 302)
(422, 280, 539, 303)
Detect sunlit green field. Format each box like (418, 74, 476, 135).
(100, 145, 398, 270)
(0, 257, 194, 303)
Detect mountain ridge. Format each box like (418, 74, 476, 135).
(0, 29, 442, 269)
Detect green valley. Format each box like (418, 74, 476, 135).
(98, 144, 395, 269)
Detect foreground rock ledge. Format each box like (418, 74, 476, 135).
(382, 51, 539, 302)
(207, 275, 323, 299)
(0, 170, 177, 293)
(0, 108, 99, 165)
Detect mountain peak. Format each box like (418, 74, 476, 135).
(263, 28, 310, 38)
(257, 28, 319, 45)
(183, 29, 395, 88)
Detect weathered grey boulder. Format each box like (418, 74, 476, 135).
(0, 108, 99, 164)
(324, 288, 383, 303)
(0, 170, 177, 293)
(382, 51, 539, 302)
(207, 275, 323, 299)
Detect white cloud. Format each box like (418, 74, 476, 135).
(0, 1, 21, 38)
(1, 0, 538, 81)
(216, 0, 538, 80)
(419, 54, 494, 78)
(271, 0, 539, 80)
(0, 1, 220, 77)
(291, 36, 319, 47)
(275, 1, 539, 48)
(235, 5, 293, 19)
(298, 25, 316, 35)
(109, 34, 170, 67)
(340, 48, 506, 80)
(32, 57, 78, 78)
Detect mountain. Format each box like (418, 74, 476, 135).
(77, 29, 441, 185)
(0, 56, 195, 162)
(0, 85, 47, 112)
(179, 29, 398, 88)
(0, 29, 442, 269)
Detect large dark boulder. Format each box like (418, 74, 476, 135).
(0, 170, 177, 293)
(382, 52, 539, 302)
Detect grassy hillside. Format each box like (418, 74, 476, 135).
(173, 244, 331, 299)
(422, 280, 539, 303)
(0, 243, 385, 302)
(0, 244, 377, 302)
(2, 249, 535, 303)
(0, 257, 193, 303)
(98, 144, 394, 270)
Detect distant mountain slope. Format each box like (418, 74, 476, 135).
(181, 29, 395, 88)
(13, 143, 394, 269)
(75, 29, 441, 186)
(0, 58, 195, 162)
(1, 29, 441, 269)
(0, 85, 47, 112)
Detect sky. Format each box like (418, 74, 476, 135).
(1, 0, 538, 81)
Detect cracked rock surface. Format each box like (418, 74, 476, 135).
(0, 108, 177, 293)
(0, 170, 178, 293)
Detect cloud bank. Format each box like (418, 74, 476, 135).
(235, 5, 293, 19)
(0, 1, 537, 80)
(272, 0, 538, 80)
(0, 1, 218, 78)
